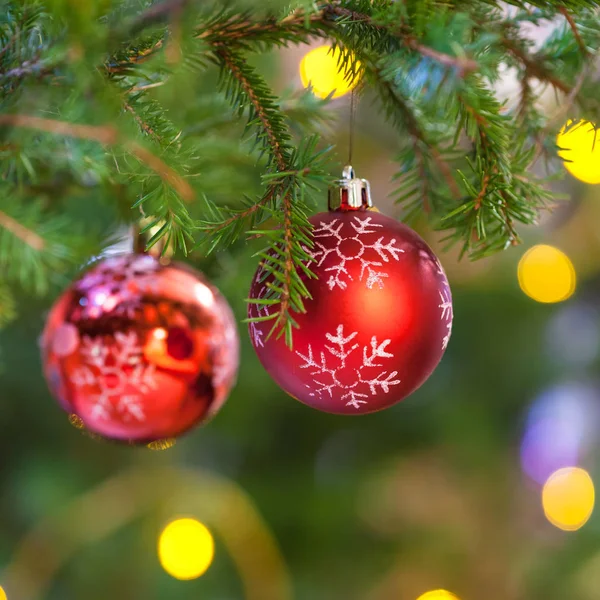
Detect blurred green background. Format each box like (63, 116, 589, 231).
(2, 30, 600, 600)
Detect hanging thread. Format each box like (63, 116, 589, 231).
(348, 88, 356, 166)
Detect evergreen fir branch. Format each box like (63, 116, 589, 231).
(211, 45, 324, 342)
(500, 36, 571, 95)
(559, 7, 589, 56)
(123, 101, 165, 144)
(0, 114, 195, 202)
(198, 3, 478, 75)
(0, 57, 51, 82)
(363, 56, 460, 216)
(197, 189, 276, 252)
(126, 0, 191, 36)
(196, 9, 331, 48)
(213, 46, 291, 171)
(0, 207, 45, 251)
(0, 194, 79, 295)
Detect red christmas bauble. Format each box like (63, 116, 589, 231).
(248, 210, 452, 415)
(41, 254, 239, 443)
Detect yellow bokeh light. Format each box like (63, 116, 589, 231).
(417, 590, 460, 600)
(517, 244, 576, 303)
(542, 467, 595, 531)
(158, 518, 214, 580)
(147, 438, 176, 451)
(300, 45, 361, 99)
(557, 120, 600, 184)
(0, 586, 7, 600)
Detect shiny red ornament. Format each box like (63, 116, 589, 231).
(248, 168, 452, 415)
(41, 254, 239, 443)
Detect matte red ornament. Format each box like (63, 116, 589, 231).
(248, 168, 452, 415)
(41, 254, 239, 443)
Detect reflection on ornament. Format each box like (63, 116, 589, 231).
(299, 45, 361, 99)
(249, 210, 452, 415)
(543, 467, 595, 531)
(416, 590, 460, 600)
(158, 518, 214, 580)
(518, 245, 576, 304)
(557, 120, 600, 184)
(41, 254, 239, 443)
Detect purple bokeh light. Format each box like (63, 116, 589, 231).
(521, 382, 600, 484)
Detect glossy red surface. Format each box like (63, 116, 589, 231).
(248, 210, 452, 415)
(41, 254, 239, 443)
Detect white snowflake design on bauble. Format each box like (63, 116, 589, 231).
(307, 216, 404, 291)
(438, 288, 453, 351)
(249, 272, 267, 348)
(71, 331, 157, 422)
(296, 324, 401, 409)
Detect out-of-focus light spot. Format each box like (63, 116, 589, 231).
(91, 290, 108, 307)
(148, 438, 176, 451)
(543, 467, 595, 531)
(518, 245, 576, 303)
(153, 327, 168, 340)
(194, 283, 214, 308)
(300, 45, 361, 99)
(158, 518, 214, 580)
(557, 120, 600, 184)
(521, 382, 600, 484)
(0, 585, 7, 600)
(416, 590, 460, 600)
(546, 304, 600, 368)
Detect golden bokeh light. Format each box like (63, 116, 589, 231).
(147, 438, 176, 451)
(542, 467, 595, 531)
(518, 245, 576, 304)
(557, 120, 600, 184)
(416, 590, 460, 600)
(158, 518, 214, 580)
(0, 586, 7, 600)
(299, 45, 361, 99)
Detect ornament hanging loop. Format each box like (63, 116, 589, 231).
(328, 165, 373, 212)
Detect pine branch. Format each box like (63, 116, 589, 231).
(198, 4, 477, 74)
(501, 37, 571, 95)
(209, 45, 324, 342)
(559, 7, 589, 56)
(214, 47, 289, 171)
(123, 101, 164, 144)
(0, 208, 45, 251)
(0, 194, 82, 295)
(0, 114, 194, 201)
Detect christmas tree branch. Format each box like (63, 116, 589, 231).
(559, 7, 589, 56)
(198, 4, 478, 75)
(214, 48, 289, 171)
(501, 37, 571, 95)
(0, 194, 81, 295)
(1, 0, 598, 336)
(0, 209, 45, 251)
(208, 46, 327, 342)
(0, 114, 195, 202)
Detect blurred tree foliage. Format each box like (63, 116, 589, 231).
(2, 2, 600, 599)
(0, 0, 598, 339)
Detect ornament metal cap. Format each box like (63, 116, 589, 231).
(328, 165, 373, 212)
